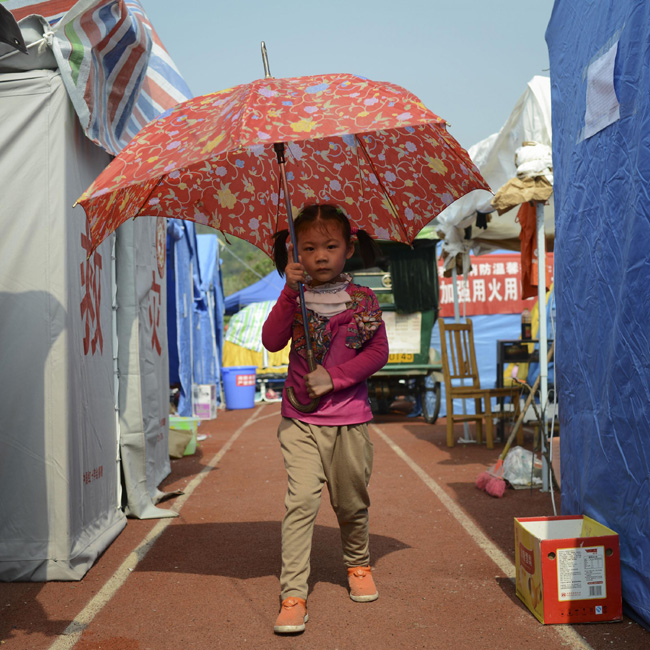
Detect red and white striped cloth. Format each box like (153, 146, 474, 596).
(3, 0, 192, 154)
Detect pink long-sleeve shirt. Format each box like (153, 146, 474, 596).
(262, 283, 389, 426)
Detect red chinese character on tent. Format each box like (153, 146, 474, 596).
(80, 220, 103, 355)
(149, 271, 162, 355)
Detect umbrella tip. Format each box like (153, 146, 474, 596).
(260, 41, 272, 79)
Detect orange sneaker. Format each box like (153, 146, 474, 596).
(347, 566, 379, 602)
(273, 597, 308, 634)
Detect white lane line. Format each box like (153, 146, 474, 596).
(370, 422, 595, 650)
(248, 407, 282, 423)
(49, 406, 267, 650)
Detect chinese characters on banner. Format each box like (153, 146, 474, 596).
(80, 220, 103, 355)
(438, 254, 554, 318)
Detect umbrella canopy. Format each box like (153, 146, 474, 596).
(77, 73, 489, 255)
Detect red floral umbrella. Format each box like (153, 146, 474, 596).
(77, 68, 490, 412)
(77, 72, 489, 255)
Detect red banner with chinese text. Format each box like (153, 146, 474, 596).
(438, 254, 554, 317)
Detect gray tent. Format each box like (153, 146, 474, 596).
(116, 219, 174, 520)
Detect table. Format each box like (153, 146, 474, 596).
(496, 340, 546, 387)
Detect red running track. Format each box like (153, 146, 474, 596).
(1, 403, 647, 650)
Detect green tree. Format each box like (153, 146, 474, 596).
(196, 224, 275, 296)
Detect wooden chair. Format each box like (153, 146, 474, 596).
(439, 318, 520, 449)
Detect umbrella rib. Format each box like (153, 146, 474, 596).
(231, 80, 259, 155)
(354, 135, 410, 243)
(354, 140, 365, 199)
(134, 176, 166, 219)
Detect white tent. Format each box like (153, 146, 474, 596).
(419, 76, 554, 265)
(419, 76, 555, 452)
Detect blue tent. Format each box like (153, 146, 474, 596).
(224, 270, 284, 315)
(547, 0, 650, 628)
(167, 220, 202, 417)
(196, 234, 225, 392)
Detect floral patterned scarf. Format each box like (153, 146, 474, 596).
(293, 280, 383, 363)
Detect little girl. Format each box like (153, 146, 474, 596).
(262, 204, 389, 635)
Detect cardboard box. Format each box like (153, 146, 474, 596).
(192, 384, 217, 420)
(169, 416, 200, 457)
(515, 515, 622, 624)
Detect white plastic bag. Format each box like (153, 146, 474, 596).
(503, 446, 542, 487)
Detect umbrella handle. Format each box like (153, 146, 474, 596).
(286, 350, 320, 412)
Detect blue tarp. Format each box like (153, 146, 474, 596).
(195, 235, 225, 394)
(168, 226, 225, 416)
(547, 0, 650, 628)
(224, 270, 284, 315)
(167, 220, 201, 416)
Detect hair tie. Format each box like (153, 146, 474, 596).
(350, 225, 359, 235)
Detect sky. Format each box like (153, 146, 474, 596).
(140, 0, 554, 151)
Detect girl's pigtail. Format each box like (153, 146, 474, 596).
(273, 230, 290, 276)
(356, 229, 381, 269)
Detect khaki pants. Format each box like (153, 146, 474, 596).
(277, 417, 374, 600)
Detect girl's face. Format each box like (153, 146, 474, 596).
(297, 221, 354, 286)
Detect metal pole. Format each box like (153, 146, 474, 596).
(452, 266, 461, 322)
(274, 144, 311, 344)
(261, 41, 272, 78)
(273, 142, 319, 412)
(452, 266, 471, 442)
(536, 201, 550, 491)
